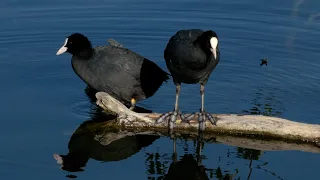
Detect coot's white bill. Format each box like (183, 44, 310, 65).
(56, 38, 68, 55)
(210, 37, 218, 59)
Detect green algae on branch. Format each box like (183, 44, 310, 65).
(95, 92, 320, 147)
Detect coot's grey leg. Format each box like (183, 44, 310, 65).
(155, 84, 180, 129)
(198, 84, 217, 131)
(156, 83, 194, 130)
(156, 84, 186, 129)
(129, 98, 136, 111)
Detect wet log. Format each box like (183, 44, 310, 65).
(95, 92, 320, 148)
(66, 117, 320, 155)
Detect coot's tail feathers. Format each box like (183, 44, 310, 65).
(140, 58, 171, 98)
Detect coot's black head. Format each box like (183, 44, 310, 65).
(194, 30, 219, 59)
(56, 33, 93, 58)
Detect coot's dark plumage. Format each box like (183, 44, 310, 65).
(56, 33, 169, 109)
(157, 29, 220, 131)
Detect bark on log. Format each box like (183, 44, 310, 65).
(95, 92, 320, 148)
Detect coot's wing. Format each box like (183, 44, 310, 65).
(107, 39, 123, 48)
(92, 46, 146, 101)
(92, 46, 168, 101)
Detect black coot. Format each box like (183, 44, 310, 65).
(56, 33, 169, 110)
(156, 29, 220, 131)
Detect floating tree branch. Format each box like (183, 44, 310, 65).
(95, 92, 320, 150)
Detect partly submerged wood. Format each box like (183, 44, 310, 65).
(95, 92, 320, 147)
(74, 120, 320, 154)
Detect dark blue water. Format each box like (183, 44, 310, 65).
(1, 0, 319, 179)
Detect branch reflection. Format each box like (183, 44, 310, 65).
(53, 86, 284, 179)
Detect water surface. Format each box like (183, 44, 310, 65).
(0, 0, 319, 179)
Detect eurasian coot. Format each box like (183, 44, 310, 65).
(156, 29, 220, 131)
(56, 33, 169, 110)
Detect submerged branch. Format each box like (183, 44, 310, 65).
(95, 92, 320, 150)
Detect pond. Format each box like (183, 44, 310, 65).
(0, 0, 319, 179)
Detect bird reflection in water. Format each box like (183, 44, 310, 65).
(54, 86, 158, 177)
(54, 86, 214, 179)
(54, 86, 282, 179)
(53, 112, 160, 177)
(163, 137, 210, 180)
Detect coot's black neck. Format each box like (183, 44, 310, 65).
(193, 40, 213, 60)
(73, 48, 94, 60)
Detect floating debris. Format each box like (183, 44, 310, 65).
(260, 58, 268, 66)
